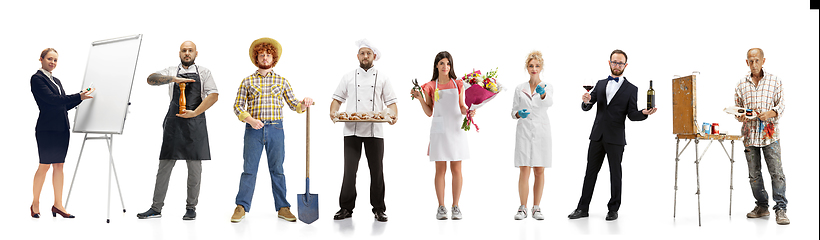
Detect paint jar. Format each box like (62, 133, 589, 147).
(702, 122, 711, 135)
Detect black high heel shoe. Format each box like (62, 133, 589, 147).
(31, 205, 40, 218)
(51, 206, 75, 218)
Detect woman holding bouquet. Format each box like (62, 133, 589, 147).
(410, 51, 474, 220)
(511, 51, 553, 220)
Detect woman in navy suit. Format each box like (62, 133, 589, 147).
(30, 48, 93, 218)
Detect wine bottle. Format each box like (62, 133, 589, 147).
(647, 80, 655, 109)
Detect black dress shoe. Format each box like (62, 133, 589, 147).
(374, 211, 388, 222)
(568, 209, 589, 219)
(334, 208, 352, 220)
(606, 211, 618, 221)
(183, 209, 196, 220)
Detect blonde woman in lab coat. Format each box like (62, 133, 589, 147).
(512, 51, 553, 220)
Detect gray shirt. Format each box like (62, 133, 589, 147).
(155, 64, 218, 100)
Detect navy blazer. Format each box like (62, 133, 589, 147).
(581, 78, 648, 145)
(30, 70, 82, 132)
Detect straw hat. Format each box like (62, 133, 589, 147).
(249, 37, 282, 67)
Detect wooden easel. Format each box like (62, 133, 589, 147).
(672, 75, 742, 226)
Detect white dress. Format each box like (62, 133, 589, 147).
(511, 81, 553, 167)
(429, 79, 470, 161)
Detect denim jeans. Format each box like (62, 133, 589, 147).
(745, 141, 787, 210)
(235, 120, 290, 212)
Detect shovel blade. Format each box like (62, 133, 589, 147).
(297, 193, 319, 224)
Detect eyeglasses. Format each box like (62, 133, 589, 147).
(609, 61, 626, 67)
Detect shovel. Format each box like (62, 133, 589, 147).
(298, 105, 319, 224)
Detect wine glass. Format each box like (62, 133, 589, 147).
(582, 79, 594, 104)
(583, 79, 594, 92)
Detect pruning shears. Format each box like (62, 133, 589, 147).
(411, 78, 421, 100)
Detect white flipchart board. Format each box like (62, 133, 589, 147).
(72, 34, 142, 134)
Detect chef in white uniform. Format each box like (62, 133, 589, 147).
(329, 39, 398, 222)
(511, 51, 553, 221)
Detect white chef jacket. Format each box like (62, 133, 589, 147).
(155, 64, 219, 100)
(510, 81, 553, 167)
(332, 67, 398, 138)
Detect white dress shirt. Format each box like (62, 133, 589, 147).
(39, 68, 62, 94)
(606, 75, 624, 105)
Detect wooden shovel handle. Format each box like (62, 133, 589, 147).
(306, 103, 312, 178)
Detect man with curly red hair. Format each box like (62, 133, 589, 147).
(230, 38, 313, 223)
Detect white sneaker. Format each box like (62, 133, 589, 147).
(451, 206, 463, 220)
(532, 205, 544, 220)
(436, 206, 448, 220)
(515, 205, 528, 220)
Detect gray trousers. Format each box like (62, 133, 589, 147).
(745, 141, 787, 210)
(151, 160, 202, 211)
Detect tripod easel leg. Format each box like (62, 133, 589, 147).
(674, 138, 680, 218)
(66, 133, 89, 208)
(730, 140, 735, 216)
(695, 139, 701, 227)
(106, 135, 126, 213)
(107, 142, 112, 224)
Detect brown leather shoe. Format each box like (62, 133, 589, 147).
(746, 206, 769, 218)
(775, 209, 790, 225)
(278, 207, 296, 222)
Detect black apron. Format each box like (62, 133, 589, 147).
(159, 66, 211, 160)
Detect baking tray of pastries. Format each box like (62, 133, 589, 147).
(333, 111, 394, 123)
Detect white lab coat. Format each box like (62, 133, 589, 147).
(511, 81, 553, 167)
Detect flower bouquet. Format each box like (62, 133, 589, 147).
(460, 68, 503, 132)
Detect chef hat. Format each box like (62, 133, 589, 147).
(355, 39, 381, 61)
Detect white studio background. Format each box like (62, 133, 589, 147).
(0, 0, 817, 239)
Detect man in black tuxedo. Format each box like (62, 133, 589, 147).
(568, 49, 657, 221)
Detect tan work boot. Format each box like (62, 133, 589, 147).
(231, 205, 246, 223)
(775, 209, 790, 225)
(746, 206, 770, 218)
(278, 207, 296, 222)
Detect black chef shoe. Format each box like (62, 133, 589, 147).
(334, 208, 352, 220)
(183, 209, 196, 220)
(374, 211, 388, 222)
(567, 209, 589, 219)
(605, 211, 618, 221)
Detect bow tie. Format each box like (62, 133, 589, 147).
(607, 76, 620, 83)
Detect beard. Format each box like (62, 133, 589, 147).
(359, 60, 373, 70)
(257, 61, 273, 70)
(610, 67, 624, 76)
(181, 58, 195, 67)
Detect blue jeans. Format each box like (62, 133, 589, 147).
(745, 141, 787, 210)
(235, 120, 290, 212)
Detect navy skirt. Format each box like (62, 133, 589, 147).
(35, 130, 69, 164)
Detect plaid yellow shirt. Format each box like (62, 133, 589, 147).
(734, 69, 785, 147)
(233, 71, 303, 122)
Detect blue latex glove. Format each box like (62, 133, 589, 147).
(535, 84, 546, 95)
(518, 109, 530, 118)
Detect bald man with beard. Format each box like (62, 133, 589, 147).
(138, 41, 219, 220)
